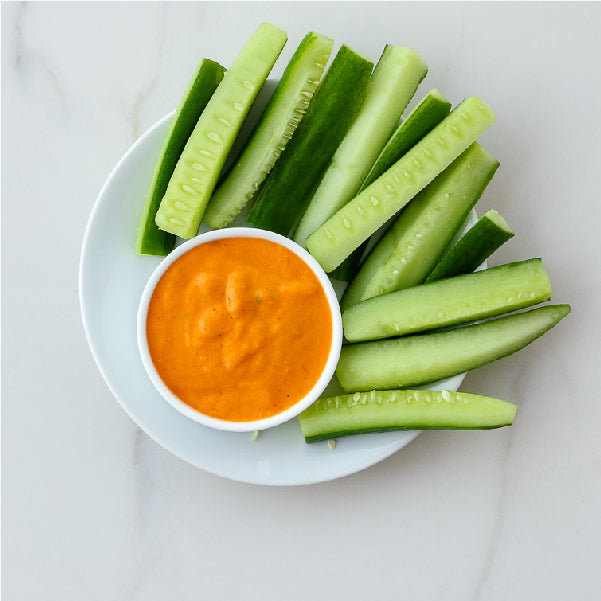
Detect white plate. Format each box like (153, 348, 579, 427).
(79, 111, 469, 486)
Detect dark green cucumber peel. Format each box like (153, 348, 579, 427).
(426, 209, 514, 282)
(299, 390, 517, 443)
(247, 45, 374, 236)
(343, 258, 551, 342)
(135, 58, 225, 255)
(341, 142, 499, 311)
(337, 304, 571, 392)
(329, 89, 452, 282)
(306, 97, 497, 273)
(329, 244, 368, 282)
(293, 45, 428, 249)
(203, 32, 334, 229)
(362, 89, 452, 190)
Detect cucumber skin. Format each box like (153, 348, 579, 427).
(361, 89, 452, 190)
(341, 142, 499, 311)
(293, 45, 428, 249)
(337, 304, 571, 392)
(247, 45, 374, 236)
(203, 32, 334, 229)
(361, 143, 500, 300)
(329, 89, 452, 282)
(135, 59, 225, 255)
(426, 209, 514, 282)
(329, 244, 368, 282)
(343, 259, 552, 342)
(299, 389, 516, 443)
(306, 97, 496, 273)
(155, 23, 288, 239)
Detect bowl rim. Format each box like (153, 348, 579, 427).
(136, 226, 343, 432)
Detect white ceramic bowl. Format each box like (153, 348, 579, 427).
(137, 227, 343, 433)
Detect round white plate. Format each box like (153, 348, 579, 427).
(79, 111, 468, 486)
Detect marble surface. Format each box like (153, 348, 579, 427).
(2, 2, 600, 599)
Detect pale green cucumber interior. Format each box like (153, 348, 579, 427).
(155, 23, 287, 238)
(343, 258, 551, 341)
(306, 96, 496, 273)
(293, 45, 427, 248)
(361, 88, 451, 190)
(328, 88, 452, 283)
(362, 143, 499, 300)
(246, 44, 374, 235)
(299, 390, 517, 442)
(203, 32, 334, 229)
(481, 209, 512, 233)
(341, 142, 499, 310)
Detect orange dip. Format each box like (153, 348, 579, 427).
(146, 237, 333, 422)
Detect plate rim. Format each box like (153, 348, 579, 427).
(78, 110, 468, 486)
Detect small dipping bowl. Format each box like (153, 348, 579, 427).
(137, 227, 343, 432)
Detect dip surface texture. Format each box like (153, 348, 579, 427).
(146, 237, 333, 422)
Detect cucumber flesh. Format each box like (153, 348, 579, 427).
(306, 96, 497, 273)
(426, 209, 514, 282)
(155, 23, 288, 238)
(329, 88, 452, 282)
(336, 304, 571, 391)
(293, 45, 427, 248)
(247, 45, 374, 235)
(135, 58, 225, 255)
(299, 389, 517, 442)
(341, 142, 499, 310)
(361, 88, 452, 191)
(203, 32, 334, 229)
(343, 258, 552, 341)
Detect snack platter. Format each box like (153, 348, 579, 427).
(80, 24, 569, 485)
(79, 111, 466, 485)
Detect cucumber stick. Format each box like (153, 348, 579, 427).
(203, 32, 334, 229)
(293, 45, 428, 248)
(337, 304, 570, 391)
(299, 389, 517, 442)
(247, 45, 374, 235)
(306, 97, 496, 273)
(341, 142, 499, 310)
(343, 258, 551, 341)
(329, 88, 452, 282)
(135, 58, 225, 255)
(154, 23, 287, 238)
(361, 88, 452, 190)
(426, 209, 514, 282)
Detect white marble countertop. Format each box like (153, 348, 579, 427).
(3, 2, 600, 599)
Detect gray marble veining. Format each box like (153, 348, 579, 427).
(2, 2, 600, 600)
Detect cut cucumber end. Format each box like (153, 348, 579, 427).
(483, 209, 512, 233)
(426, 208, 515, 282)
